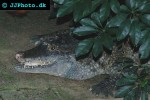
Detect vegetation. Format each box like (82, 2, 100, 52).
(53, 0, 150, 99)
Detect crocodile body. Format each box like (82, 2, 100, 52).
(15, 29, 135, 79)
(15, 29, 138, 95)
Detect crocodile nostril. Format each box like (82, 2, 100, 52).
(16, 54, 20, 60)
(15, 52, 24, 61)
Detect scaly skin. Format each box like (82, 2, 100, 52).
(15, 29, 140, 96)
(15, 43, 107, 80)
(15, 29, 138, 80)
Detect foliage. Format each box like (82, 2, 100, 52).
(53, 0, 150, 99)
(73, 13, 117, 58)
(115, 61, 150, 100)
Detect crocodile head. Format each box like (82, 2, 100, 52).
(15, 43, 104, 80)
(15, 53, 72, 78)
(16, 43, 56, 65)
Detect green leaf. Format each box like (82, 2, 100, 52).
(92, 33, 113, 57)
(140, 80, 148, 88)
(142, 64, 150, 69)
(99, 1, 110, 22)
(139, 30, 150, 59)
(115, 86, 132, 98)
(146, 84, 150, 92)
(124, 95, 133, 100)
(75, 38, 94, 57)
(125, 0, 136, 9)
(140, 14, 150, 27)
(57, 0, 74, 17)
(73, 26, 99, 36)
(123, 73, 137, 80)
(105, 27, 118, 39)
(101, 33, 113, 50)
(110, 0, 120, 13)
(141, 91, 148, 100)
(92, 37, 103, 57)
(124, 88, 137, 100)
(92, 32, 114, 58)
(80, 18, 99, 28)
(91, 0, 103, 12)
(138, 1, 150, 13)
(116, 78, 136, 86)
(74, 0, 92, 22)
(117, 19, 131, 40)
(129, 21, 143, 45)
(120, 5, 130, 13)
(124, 96, 133, 100)
(53, 0, 64, 4)
(107, 13, 128, 27)
(56, 0, 103, 22)
(91, 12, 102, 27)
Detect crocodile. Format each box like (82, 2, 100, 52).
(15, 29, 139, 95)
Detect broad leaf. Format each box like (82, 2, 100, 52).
(126, 0, 136, 9)
(116, 77, 136, 86)
(107, 13, 128, 27)
(120, 5, 130, 13)
(110, 0, 120, 13)
(105, 27, 118, 40)
(75, 38, 94, 57)
(56, 0, 103, 22)
(74, 0, 91, 22)
(92, 33, 113, 57)
(138, 1, 150, 13)
(91, 0, 103, 13)
(146, 84, 150, 92)
(57, 0, 74, 17)
(92, 37, 103, 57)
(80, 18, 99, 28)
(129, 21, 143, 45)
(117, 19, 131, 40)
(140, 80, 148, 88)
(100, 33, 113, 50)
(139, 30, 150, 59)
(73, 26, 99, 36)
(124, 88, 137, 100)
(99, 1, 110, 22)
(124, 95, 133, 100)
(123, 74, 137, 80)
(115, 86, 132, 98)
(141, 91, 148, 100)
(142, 64, 150, 69)
(91, 12, 102, 27)
(140, 14, 150, 27)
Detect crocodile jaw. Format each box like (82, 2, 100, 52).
(15, 54, 105, 80)
(15, 65, 56, 75)
(15, 61, 70, 79)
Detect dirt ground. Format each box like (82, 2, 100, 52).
(0, 10, 123, 100)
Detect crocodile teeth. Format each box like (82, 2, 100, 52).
(24, 65, 30, 68)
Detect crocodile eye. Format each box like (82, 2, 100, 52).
(51, 46, 55, 50)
